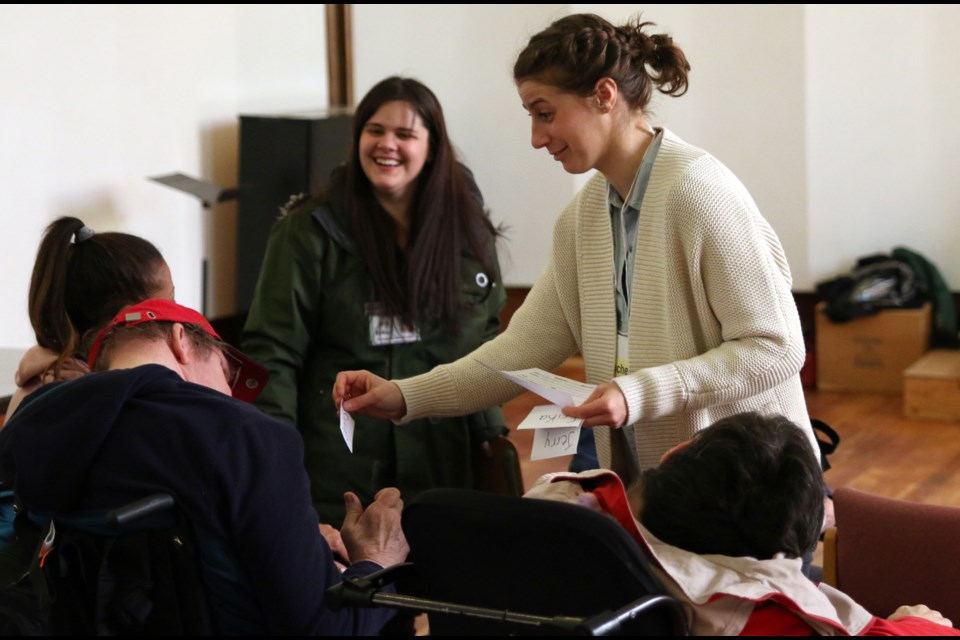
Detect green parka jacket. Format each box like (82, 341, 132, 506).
(242, 178, 507, 526)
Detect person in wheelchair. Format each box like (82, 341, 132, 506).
(527, 412, 956, 636)
(0, 298, 408, 635)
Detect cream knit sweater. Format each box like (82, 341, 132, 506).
(397, 130, 815, 470)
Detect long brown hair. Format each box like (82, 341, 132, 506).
(28, 216, 166, 361)
(514, 13, 691, 110)
(339, 76, 501, 328)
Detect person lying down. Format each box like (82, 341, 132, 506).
(525, 411, 956, 636)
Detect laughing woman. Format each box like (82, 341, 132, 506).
(242, 76, 507, 526)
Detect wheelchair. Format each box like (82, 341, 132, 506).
(328, 487, 689, 636)
(0, 493, 212, 635)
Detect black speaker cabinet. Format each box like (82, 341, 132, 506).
(236, 111, 353, 314)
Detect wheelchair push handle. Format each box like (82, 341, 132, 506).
(107, 493, 175, 528)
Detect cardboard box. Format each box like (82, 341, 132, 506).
(816, 302, 931, 394)
(904, 349, 960, 421)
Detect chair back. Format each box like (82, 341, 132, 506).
(472, 435, 524, 497)
(831, 486, 960, 623)
(401, 488, 685, 635)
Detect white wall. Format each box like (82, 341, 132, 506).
(805, 4, 960, 284)
(0, 4, 328, 347)
(353, 4, 812, 286)
(3, 5, 959, 348)
(353, 4, 577, 286)
(356, 4, 960, 294)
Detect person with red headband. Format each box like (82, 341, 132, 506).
(0, 299, 409, 635)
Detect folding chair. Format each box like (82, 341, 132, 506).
(822, 486, 960, 625)
(328, 488, 688, 636)
(472, 435, 524, 497)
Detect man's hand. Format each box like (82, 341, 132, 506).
(888, 604, 952, 627)
(333, 370, 407, 420)
(340, 488, 410, 568)
(562, 382, 628, 428)
(319, 523, 349, 571)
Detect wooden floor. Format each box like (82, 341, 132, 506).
(503, 356, 960, 508)
(805, 390, 960, 507)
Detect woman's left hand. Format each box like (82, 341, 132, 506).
(562, 382, 628, 428)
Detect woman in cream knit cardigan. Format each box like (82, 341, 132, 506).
(335, 13, 817, 477)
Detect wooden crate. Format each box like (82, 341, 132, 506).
(904, 349, 960, 421)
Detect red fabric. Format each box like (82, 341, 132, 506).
(737, 602, 960, 636)
(860, 616, 960, 636)
(585, 474, 641, 542)
(740, 601, 816, 635)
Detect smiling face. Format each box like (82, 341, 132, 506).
(358, 100, 431, 209)
(518, 78, 609, 175)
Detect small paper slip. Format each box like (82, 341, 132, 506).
(521, 406, 582, 460)
(530, 426, 581, 460)
(339, 400, 355, 453)
(476, 361, 594, 461)
(516, 404, 583, 430)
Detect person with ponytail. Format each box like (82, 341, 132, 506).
(242, 76, 507, 527)
(5, 216, 173, 421)
(336, 14, 817, 503)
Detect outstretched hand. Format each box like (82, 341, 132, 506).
(333, 370, 407, 420)
(340, 488, 410, 568)
(562, 382, 628, 428)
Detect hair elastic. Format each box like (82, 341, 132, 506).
(75, 225, 95, 243)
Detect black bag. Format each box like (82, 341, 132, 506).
(816, 254, 925, 323)
(812, 419, 840, 473)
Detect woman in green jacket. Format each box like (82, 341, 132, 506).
(242, 77, 506, 526)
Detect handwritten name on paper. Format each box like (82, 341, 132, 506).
(530, 426, 581, 460)
(516, 404, 583, 429)
(476, 361, 593, 461)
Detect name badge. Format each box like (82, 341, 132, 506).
(369, 314, 420, 346)
(615, 332, 630, 376)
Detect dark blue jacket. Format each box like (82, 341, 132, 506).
(0, 364, 394, 635)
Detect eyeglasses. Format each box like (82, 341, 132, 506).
(221, 346, 244, 390)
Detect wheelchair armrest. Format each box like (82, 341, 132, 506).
(326, 562, 417, 609)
